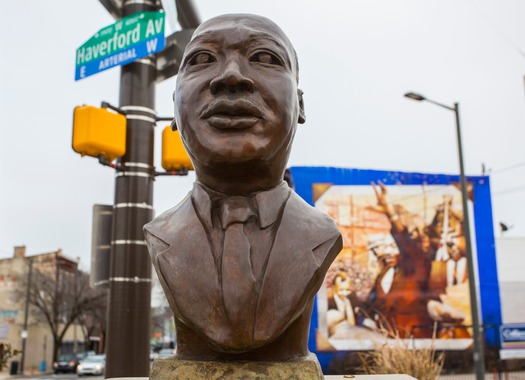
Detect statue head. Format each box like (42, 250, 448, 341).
(173, 14, 306, 194)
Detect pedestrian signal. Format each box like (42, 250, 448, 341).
(72, 105, 126, 162)
(162, 126, 194, 171)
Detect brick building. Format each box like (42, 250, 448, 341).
(0, 246, 86, 371)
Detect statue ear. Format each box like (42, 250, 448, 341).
(172, 90, 178, 130)
(298, 89, 306, 124)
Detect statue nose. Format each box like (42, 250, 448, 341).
(210, 61, 254, 94)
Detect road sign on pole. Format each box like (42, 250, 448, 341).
(75, 11, 165, 80)
(501, 324, 525, 349)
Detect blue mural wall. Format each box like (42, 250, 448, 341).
(290, 166, 501, 372)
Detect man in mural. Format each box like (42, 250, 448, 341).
(363, 182, 436, 338)
(326, 272, 360, 336)
(425, 198, 468, 294)
(366, 181, 470, 338)
(424, 199, 470, 338)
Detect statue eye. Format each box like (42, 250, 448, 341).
(250, 51, 283, 66)
(187, 52, 215, 66)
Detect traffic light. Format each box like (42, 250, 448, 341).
(72, 105, 126, 162)
(161, 126, 194, 171)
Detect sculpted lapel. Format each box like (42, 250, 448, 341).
(147, 196, 232, 348)
(256, 192, 342, 341)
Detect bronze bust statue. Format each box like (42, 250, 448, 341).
(144, 13, 342, 379)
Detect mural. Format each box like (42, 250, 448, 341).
(314, 183, 472, 351)
(289, 167, 501, 361)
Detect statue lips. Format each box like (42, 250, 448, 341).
(201, 98, 264, 130)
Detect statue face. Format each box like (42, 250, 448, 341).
(174, 14, 305, 172)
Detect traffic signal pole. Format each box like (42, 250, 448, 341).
(89, 0, 200, 376)
(105, 1, 157, 377)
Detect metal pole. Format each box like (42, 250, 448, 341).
(20, 257, 33, 374)
(175, 0, 201, 28)
(454, 103, 485, 380)
(104, 0, 156, 376)
(54, 252, 59, 361)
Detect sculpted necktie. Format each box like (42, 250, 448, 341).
(220, 197, 257, 332)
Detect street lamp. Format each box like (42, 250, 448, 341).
(404, 92, 485, 380)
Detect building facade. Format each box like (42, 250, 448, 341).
(0, 246, 87, 371)
(496, 237, 525, 324)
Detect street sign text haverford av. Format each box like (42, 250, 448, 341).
(75, 11, 165, 81)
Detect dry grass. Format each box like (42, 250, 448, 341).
(358, 324, 445, 380)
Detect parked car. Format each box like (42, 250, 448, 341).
(76, 351, 96, 361)
(157, 348, 175, 358)
(77, 354, 106, 376)
(53, 353, 79, 374)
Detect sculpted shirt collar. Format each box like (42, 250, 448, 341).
(192, 181, 291, 230)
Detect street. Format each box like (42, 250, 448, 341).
(37, 376, 103, 380)
(0, 374, 104, 380)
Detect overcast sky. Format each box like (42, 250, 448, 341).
(1, 0, 524, 270)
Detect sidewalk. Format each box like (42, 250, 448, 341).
(0, 370, 53, 379)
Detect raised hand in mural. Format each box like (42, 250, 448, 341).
(371, 181, 403, 232)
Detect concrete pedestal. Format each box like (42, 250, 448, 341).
(109, 375, 417, 380)
(149, 352, 324, 379)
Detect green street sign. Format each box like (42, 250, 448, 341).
(75, 11, 165, 80)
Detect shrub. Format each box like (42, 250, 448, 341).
(358, 324, 445, 380)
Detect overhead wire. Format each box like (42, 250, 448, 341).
(464, 1, 525, 198)
(490, 161, 525, 175)
(493, 185, 525, 197)
(488, 161, 525, 196)
(467, 0, 525, 61)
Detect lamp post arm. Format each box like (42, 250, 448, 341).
(425, 98, 455, 111)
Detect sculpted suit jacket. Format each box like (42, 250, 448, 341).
(144, 182, 342, 361)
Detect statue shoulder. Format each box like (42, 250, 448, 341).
(283, 191, 342, 265)
(143, 192, 192, 248)
(286, 191, 340, 238)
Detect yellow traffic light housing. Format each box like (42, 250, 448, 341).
(161, 126, 194, 171)
(72, 105, 126, 162)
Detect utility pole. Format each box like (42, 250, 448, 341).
(101, 1, 200, 377)
(405, 92, 486, 380)
(454, 103, 486, 380)
(104, 0, 157, 376)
